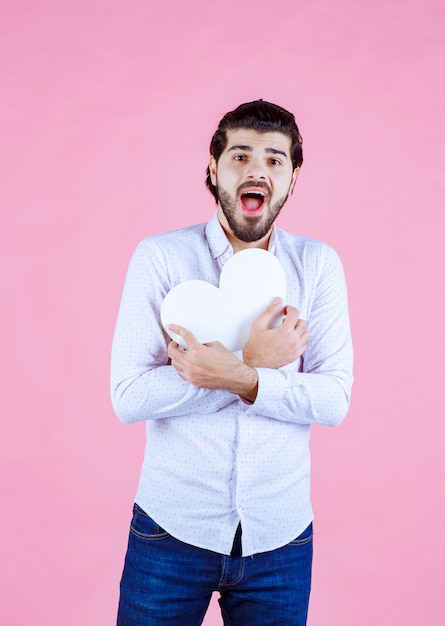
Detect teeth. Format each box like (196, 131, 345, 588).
(244, 191, 265, 198)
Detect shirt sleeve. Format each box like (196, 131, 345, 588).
(110, 240, 236, 424)
(251, 244, 353, 426)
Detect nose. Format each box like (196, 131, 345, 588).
(245, 158, 267, 181)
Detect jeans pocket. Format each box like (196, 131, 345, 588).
(289, 522, 313, 546)
(129, 503, 170, 540)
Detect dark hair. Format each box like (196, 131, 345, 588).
(205, 99, 303, 202)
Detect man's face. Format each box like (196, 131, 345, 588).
(209, 128, 299, 248)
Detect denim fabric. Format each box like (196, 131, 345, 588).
(117, 504, 313, 626)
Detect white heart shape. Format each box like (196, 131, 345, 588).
(160, 248, 287, 352)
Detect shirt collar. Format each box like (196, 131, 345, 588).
(267, 227, 277, 254)
(205, 213, 233, 264)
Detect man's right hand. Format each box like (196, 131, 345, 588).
(243, 298, 310, 369)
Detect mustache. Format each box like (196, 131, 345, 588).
(237, 181, 271, 196)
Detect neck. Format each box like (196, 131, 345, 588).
(229, 232, 271, 253)
(217, 209, 273, 253)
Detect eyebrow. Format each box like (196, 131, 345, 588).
(227, 145, 289, 158)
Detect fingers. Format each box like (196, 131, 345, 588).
(282, 306, 309, 333)
(167, 339, 180, 360)
(168, 324, 199, 349)
(254, 300, 309, 339)
(253, 297, 283, 329)
(263, 297, 283, 317)
(280, 308, 310, 361)
(295, 317, 308, 335)
(281, 305, 300, 328)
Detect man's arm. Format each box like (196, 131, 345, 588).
(167, 330, 258, 402)
(169, 246, 353, 427)
(246, 246, 353, 427)
(168, 298, 310, 403)
(111, 240, 237, 424)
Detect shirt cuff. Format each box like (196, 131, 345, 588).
(250, 367, 287, 415)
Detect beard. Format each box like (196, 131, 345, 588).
(217, 181, 289, 243)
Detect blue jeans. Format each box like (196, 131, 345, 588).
(117, 503, 313, 625)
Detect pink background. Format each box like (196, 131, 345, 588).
(2, 1, 444, 624)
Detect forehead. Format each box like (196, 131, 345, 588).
(223, 128, 292, 156)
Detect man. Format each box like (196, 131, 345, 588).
(111, 100, 353, 625)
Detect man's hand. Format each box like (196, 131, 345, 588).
(167, 299, 308, 403)
(168, 325, 259, 402)
(243, 298, 310, 369)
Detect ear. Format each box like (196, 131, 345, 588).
(209, 155, 217, 186)
(289, 167, 300, 195)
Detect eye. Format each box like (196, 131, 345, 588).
(269, 158, 282, 166)
(234, 154, 246, 161)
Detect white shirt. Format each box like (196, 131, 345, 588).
(111, 213, 353, 556)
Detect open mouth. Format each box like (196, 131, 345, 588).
(240, 189, 267, 213)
